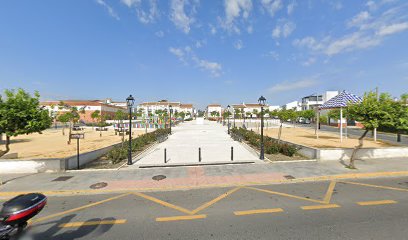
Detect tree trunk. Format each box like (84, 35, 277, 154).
(278, 122, 283, 144)
(0, 135, 11, 157)
(397, 132, 402, 142)
(62, 125, 65, 136)
(99, 121, 102, 137)
(348, 129, 369, 169)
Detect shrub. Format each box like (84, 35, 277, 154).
(265, 141, 280, 154)
(279, 143, 298, 157)
(107, 146, 127, 164)
(184, 118, 193, 121)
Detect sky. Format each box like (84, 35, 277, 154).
(0, 0, 408, 109)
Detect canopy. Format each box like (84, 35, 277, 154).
(316, 90, 362, 142)
(320, 90, 362, 109)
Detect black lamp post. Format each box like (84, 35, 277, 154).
(258, 96, 266, 160)
(126, 94, 135, 165)
(227, 105, 231, 134)
(169, 105, 173, 134)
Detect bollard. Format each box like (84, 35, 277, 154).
(231, 146, 234, 161)
(199, 147, 201, 162)
(164, 148, 167, 163)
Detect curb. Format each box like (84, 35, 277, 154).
(2, 170, 408, 198)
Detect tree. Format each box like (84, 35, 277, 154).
(211, 111, 218, 118)
(276, 109, 296, 143)
(387, 93, 408, 142)
(252, 109, 258, 118)
(91, 110, 100, 130)
(57, 113, 70, 135)
(234, 108, 241, 119)
(222, 111, 231, 119)
(300, 110, 315, 122)
(0, 89, 52, 157)
(347, 92, 393, 169)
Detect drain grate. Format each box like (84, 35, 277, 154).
(52, 176, 73, 182)
(284, 175, 296, 180)
(90, 182, 108, 189)
(152, 175, 166, 181)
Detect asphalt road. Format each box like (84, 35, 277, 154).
(12, 176, 408, 240)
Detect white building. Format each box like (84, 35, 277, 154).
(301, 91, 339, 110)
(137, 101, 194, 118)
(206, 104, 222, 118)
(283, 101, 301, 111)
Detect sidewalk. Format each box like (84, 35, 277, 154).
(1, 158, 408, 198)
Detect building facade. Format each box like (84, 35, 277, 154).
(206, 104, 222, 118)
(137, 101, 194, 119)
(301, 91, 339, 110)
(41, 100, 126, 123)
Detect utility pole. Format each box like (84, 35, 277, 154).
(374, 87, 379, 142)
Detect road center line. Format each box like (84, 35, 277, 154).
(357, 200, 397, 206)
(301, 204, 340, 210)
(156, 214, 207, 222)
(59, 219, 127, 228)
(234, 208, 284, 216)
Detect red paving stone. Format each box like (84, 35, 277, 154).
(105, 172, 286, 190)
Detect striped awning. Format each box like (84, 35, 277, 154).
(319, 90, 362, 109)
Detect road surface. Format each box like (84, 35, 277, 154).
(14, 176, 408, 240)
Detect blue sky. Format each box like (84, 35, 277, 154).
(0, 0, 407, 109)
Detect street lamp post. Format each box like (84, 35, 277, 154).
(169, 105, 173, 134)
(258, 96, 266, 160)
(126, 95, 135, 165)
(227, 105, 231, 134)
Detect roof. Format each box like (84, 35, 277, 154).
(207, 104, 221, 107)
(320, 91, 362, 109)
(244, 103, 262, 107)
(232, 104, 245, 108)
(139, 102, 181, 106)
(180, 104, 193, 108)
(40, 100, 126, 110)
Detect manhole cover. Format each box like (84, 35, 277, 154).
(284, 175, 296, 180)
(90, 182, 108, 189)
(152, 175, 166, 181)
(52, 176, 73, 182)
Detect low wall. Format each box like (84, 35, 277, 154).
(266, 136, 408, 161)
(0, 143, 120, 173)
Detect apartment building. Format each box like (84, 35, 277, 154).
(41, 100, 126, 123)
(137, 100, 194, 118)
(206, 104, 222, 118)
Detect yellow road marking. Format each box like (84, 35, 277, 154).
(245, 186, 325, 204)
(133, 192, 193, 215)
(190, 187, 241, 214)
(342, 181, 408, 192)
(59, 219, 127, 228)
(301, 204, 340, 210)
(323, 181, 337, 204)
(30, 193, 131, 224)
(357, 200, 397, 206)
(3, 170, 408, 197)
(156, 214, 206, 222)
(234, 208, 284, 216)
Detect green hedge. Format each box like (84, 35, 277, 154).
(107, 128, 170, 164)
(230, 127, 298, 157)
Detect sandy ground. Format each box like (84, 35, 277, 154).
(0, 127, 145, 159)
(257, 127, 393, 149)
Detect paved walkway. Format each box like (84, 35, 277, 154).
(133, 119, 260, 165)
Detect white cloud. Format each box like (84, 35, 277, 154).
(233, 39, 243, 49)
(293, 4, 408, 56)
(331, 1, 343, 10)
(121, 0, 159, 24)
(193, 57, 223, 77)
(155, 30, 164, 37)
(209, 24, 217, 35)
(169, 46, 222, 77)
(272, 20, 296, 39)
(195, 40, 206, 48)
(264, 51, 279, 60)
(247, 25, 253, 34)
(302, 57, 316, 66)
(287, 1, 296, 15)
(347, 11, 370, 28)
(170, 0, 198, 34)
(377, 22, 408, 36)
(96, 0, 120, 20)
(261, 0, 282, 17)
(268, 78, 318, 93)
(221, 0, 252, 33)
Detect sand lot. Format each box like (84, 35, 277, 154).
(0, 128, 145, 159)
(257, 127, 393, 149)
